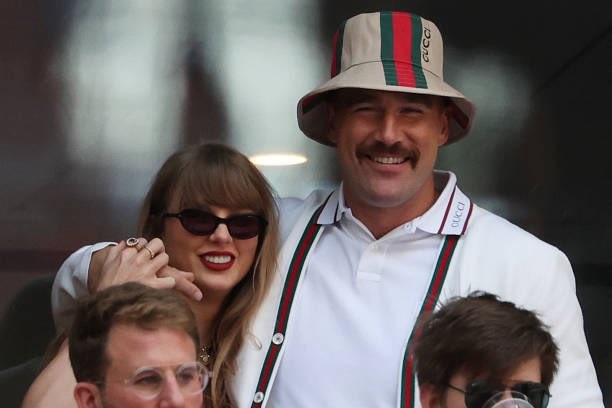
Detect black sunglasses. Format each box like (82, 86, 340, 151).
(163, 209, 267, 240)
(448, 380, 550, 408)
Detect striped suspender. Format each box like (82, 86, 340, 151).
(251, 201, 327, 407)
(251, 206, 460, 407)
(400, 234, 459, 408)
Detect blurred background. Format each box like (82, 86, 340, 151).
(0, 0, 610, 405)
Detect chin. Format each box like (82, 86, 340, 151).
(199, 276, 241, 296)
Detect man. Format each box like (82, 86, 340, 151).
(51, 11, 603, 408)
(413, 292, 558, 408)
(70, 282, 207, 408)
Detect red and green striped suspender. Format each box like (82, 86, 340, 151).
(400, 234, 459, 408)
(251, 200, 460, 407)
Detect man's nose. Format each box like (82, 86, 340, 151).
(374, 113, 401, 145)
(158, 376, 188, 408)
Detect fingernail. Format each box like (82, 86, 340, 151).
(193, 291, 203, 302)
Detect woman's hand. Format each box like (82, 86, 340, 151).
(158, 264, 204, 301)
(94, 237, 172, 290)
(89, 238, 203, 301)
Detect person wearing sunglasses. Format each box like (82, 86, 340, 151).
(413, 292, 559, 408)
(26, 143, 280, 408)
(45, 11, 603, 408)
(69, 282, 207, 408)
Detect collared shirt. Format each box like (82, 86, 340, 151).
(267, 171, 469, 407)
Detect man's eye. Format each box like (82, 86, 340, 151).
(177, 370, 198, 384)
(400, 106, 422, 114)
(134, 373, 163, 387)
(353, 105, 376, 112)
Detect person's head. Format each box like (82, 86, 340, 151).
(296, 11, 475, 221)
(413, 292, 559, 408)
(138, 142, 279, 299)
(136, 142, 279, 407)
(69, 282, 206, 408)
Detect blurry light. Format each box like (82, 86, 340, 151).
(249, 153, 308, 166)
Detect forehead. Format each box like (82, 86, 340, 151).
(105, 324, 197, 375)
(329, 88, 439, 106)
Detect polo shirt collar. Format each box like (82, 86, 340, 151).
(420, 171, 473, 235)
(316, 171, 473, 236)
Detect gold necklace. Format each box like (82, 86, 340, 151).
(199, 345, 212, 366)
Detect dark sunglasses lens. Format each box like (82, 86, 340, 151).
(513, 382, 549, 408)
(227, 215, 264, 239)
(179, 210, 217, 235)
(465, 382, 496, 408)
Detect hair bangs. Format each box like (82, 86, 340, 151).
(176, 156, 265, 214)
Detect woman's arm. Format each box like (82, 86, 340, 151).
(22, 339, 77, 408)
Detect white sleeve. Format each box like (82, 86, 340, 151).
(51, 242, 115, 332)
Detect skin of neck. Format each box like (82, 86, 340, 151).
(344, 176, 439, 239)
(186, 293, 224, 346)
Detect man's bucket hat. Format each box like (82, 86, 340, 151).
(297, 11, 475, 146)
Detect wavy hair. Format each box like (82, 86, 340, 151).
(137, 143, 279, 407)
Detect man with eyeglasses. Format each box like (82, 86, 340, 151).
(69, 282, 208, 408)
(48, 10, 604, 408)
(413, 292, 559, 408)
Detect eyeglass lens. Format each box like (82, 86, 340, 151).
(128, 362, 207, 400)
(165, 209, 266, 239)
(466, 381, 549, 408)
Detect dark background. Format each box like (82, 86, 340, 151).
(1, 0, 610, 405)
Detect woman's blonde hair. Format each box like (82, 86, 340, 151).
(137, 143, 279, 408)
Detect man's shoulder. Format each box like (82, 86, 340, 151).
(278, 190, 333, 216)
(453, 205, 575, 289)
(277, 189, 334, 240)
(465, 204, 567, 259)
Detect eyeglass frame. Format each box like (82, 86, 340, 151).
(163, 208, 267, 239)
(97, 361, 210, 400)
(447, 380, 551, 408)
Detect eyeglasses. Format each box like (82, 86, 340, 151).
(448, 381, 550, 408)
(105, 362, 209, 400)
(163, 209, 267, 239)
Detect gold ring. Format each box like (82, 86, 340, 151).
(143, 246, 155, 260)
(126, 237, 139, 248)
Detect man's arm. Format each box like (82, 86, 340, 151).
(51, 241, 204, 333)
(51, 243, 115, 333)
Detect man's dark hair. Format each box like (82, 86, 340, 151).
(68, 282, 199, 384)
(413, 292, 559, 393)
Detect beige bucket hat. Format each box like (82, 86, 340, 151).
(297, 11, 475, 146)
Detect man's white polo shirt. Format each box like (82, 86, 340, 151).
(267, 172, 465, 407)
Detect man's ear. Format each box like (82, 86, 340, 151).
(326, 102, 339, 144)
(438, 107, 450, 147)
(420, 383, 442, 408)
(74, 382, 103, 408)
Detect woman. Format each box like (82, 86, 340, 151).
(24, 143, 280, 408)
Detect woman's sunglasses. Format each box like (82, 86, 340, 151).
(163, 209, 267, 240)
(448, 380, 550, 408)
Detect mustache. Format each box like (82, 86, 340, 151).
(359, 142, 420, 163)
